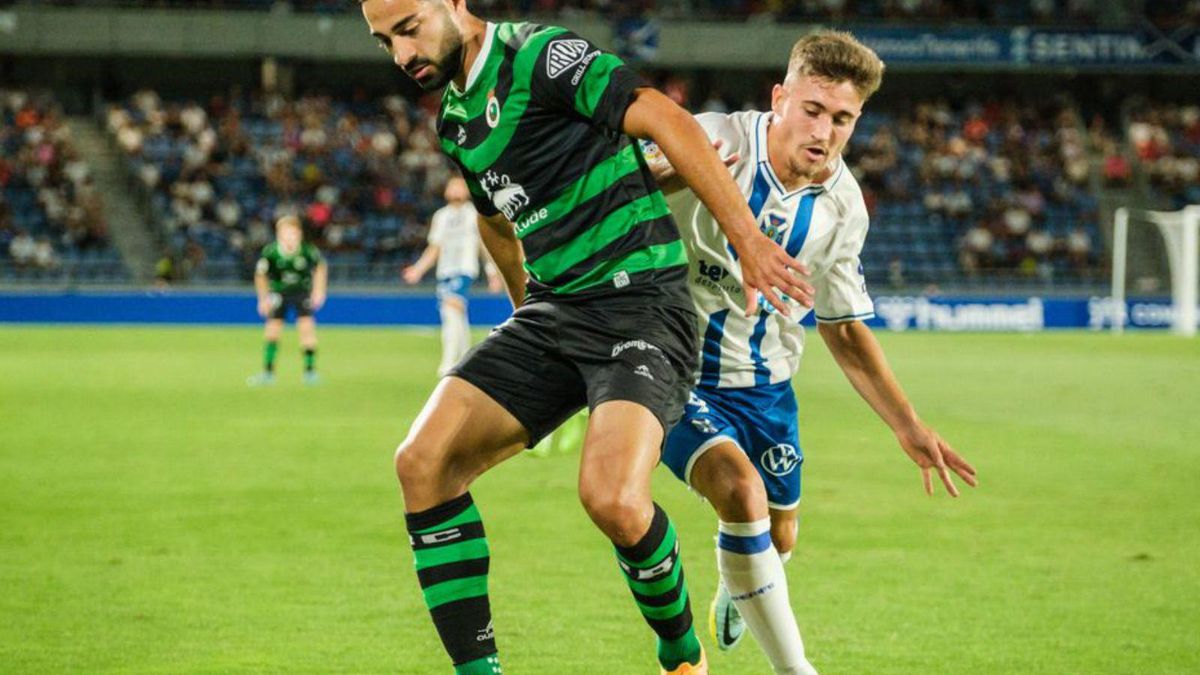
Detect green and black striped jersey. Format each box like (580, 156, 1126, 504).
(256, 241, 323, 294)
(437, 21, 690, 306)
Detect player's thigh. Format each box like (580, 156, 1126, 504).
(689, 440, 770, 522)
(450, 302, 587, 447)
(768, 507, 799, 554)
(579, 400, 663, 496)
(397, 376, 530, 505)
(577, 400, 664, 542)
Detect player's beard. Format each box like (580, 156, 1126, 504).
(411, 13, 464, 91)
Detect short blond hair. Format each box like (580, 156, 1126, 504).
(786, 31, 885, 101)
(275, 215, 302, 233)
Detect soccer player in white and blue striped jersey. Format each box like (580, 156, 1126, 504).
(649, 31, 978, 674)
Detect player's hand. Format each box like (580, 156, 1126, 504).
(895, 422, 978, 497)
(646, 139, 738, 186)
(402, 266, 423, 285)
(310, 291, 326, 311)
(256, 297, 272, 318)
(736, 236, 813, 317)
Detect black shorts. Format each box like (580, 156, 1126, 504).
(268, 291, 314, 320)
(450, 299, 699, 447)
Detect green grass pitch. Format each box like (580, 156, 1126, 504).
(1, 326, 1197, 673)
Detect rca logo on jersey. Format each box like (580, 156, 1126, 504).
(481, 170, 530, 221)
(546, 39, 590, 78)
(761, 444, 800, 477)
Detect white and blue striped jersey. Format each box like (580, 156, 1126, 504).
(665, 110, 875, 389)
(428, 202, 481, 280)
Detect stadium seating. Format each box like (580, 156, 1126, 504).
(847, 98, 1103, 289)
(0, 89, 124, 283)
(109, 90, 451, 283)
(109, 86, 1120, 288)
(1126, 102, 1200, 211)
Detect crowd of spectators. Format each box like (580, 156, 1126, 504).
(1126, 102, 1200, 211)
(0, 89, 112, 277)
(108, 88, 452, 282)
(848, 97, 1102, 286)
(108, 83, 1121, 287)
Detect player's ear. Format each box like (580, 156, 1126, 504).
(770, 83, 787, 116)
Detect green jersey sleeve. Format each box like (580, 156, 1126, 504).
(529, 31, 646, 134)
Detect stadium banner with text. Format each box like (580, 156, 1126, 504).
(853, 26, 1199, 68)
(0, 292, 1195, 331)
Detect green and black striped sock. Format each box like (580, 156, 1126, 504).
(615, 503, 701, 670)
(406, 493, 501, 674)
(263, 340, 278, 373)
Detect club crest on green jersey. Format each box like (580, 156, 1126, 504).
(485, 92, 501, 128)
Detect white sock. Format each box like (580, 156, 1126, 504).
(718, 519, 817, 675)
(438, 305, 469, 376)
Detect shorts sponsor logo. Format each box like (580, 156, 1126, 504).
(761, 444, 800, 477)
(612, 339, 663, 357)
(546, 39, 590, 78)
(613, 270, 630, 288)
(633, 364, 655, 380)
(691, 417, 719, 435)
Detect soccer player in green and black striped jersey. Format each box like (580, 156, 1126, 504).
(360, 2, 814, 673)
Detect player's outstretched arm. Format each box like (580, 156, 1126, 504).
(311, 260, 328, 311)
(403, 245, 440, 285)
(818, 319, 978, 497)
(477, 213, 526, 309)
(622, 88, 813, 316)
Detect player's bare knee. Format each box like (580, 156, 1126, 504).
(579, 486, 648, 547)
(394, 436, 446, 488)
(710, 474, 768, 523)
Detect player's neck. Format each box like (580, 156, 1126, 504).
(450, 16, 489, 92)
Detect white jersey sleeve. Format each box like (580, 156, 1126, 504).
(813, 200, 874, 323)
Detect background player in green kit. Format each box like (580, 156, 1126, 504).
(248, 216, 328, 386)
(360, 1, 814, 673)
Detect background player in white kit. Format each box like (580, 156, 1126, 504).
(648, 31, 978, 674)
(404, 176, 502, 376)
